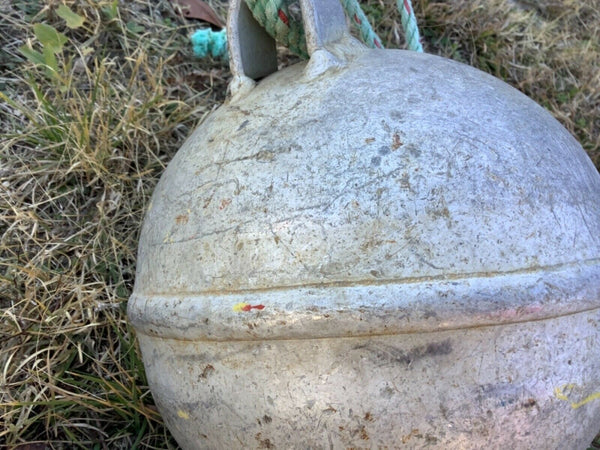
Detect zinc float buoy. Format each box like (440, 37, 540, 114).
(128, 0, 600, 447)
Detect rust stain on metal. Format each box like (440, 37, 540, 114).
(200, 364, 215, 379)
(175, 214, 189, 224)
(402, 428, 420, 443)
(255, 432, 275, 449)
(219, 198, 232, 210)
(392, 132, 403, 149)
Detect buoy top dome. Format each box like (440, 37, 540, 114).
(135, 50, 600, 296)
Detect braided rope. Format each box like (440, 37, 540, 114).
(246, 0, 308, 57)
(340, 0, 383, 49)
(397, 0, 423, 52)
(191, 0, 423, 58)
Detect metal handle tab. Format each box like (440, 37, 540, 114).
(300, 0, 348, 55)
(227, 0, 278, 98)
(227, 0, 362, 98)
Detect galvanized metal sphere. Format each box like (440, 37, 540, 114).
(134, 49, 600, 297)
(129, 47, 600, 448)
(129, 0, 600, 444)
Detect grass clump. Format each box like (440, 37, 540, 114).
(0, 0, 225, 447)
(1, 0, 598, 448)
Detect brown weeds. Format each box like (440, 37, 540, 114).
(1, 0, 223, 447)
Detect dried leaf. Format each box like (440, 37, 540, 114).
(171, 0, 224, 27)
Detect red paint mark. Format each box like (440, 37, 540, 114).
(374, 38, 382, 49)
(354, 14, 361, 25)
(403, 0, 411, 13)
(278, 9, 289, 26)
(241, 304, 265, 312)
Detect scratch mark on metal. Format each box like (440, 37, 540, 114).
(269, 223, 311, 273)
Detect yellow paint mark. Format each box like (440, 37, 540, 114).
(554, 384, 600, 409)
(177, 410, 190, 420)
(233, 302, 249, 312)
(575, 393, 600, 408)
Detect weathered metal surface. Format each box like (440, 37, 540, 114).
(132, 50, 600, 296)
(136, 309, 600, 449)
(128, 0, 600, 446)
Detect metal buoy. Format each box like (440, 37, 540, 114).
(128, 0, 600, 447)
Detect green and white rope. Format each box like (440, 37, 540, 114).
(191, 0, 423, 59)
(245, 0, 308, 57)
(340, 0, 383, 50)
(397, 0, 423, 52)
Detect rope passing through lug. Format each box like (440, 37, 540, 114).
(245, 0, 308, 57)
(191, 0, 424, 59)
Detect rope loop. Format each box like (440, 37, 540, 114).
(192, 0, 423, 58)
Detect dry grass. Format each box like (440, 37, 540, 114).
(0, 0, 598, 448)
(0, 0, 225, 447)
